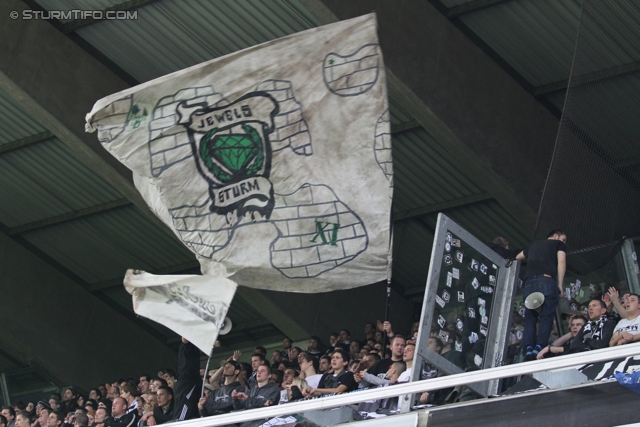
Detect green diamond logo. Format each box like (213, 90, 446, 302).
(200, 124, 264, 184)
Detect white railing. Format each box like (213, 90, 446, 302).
(175, 343, 640, 427)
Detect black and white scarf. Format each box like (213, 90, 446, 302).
(582, 315, 609, 341)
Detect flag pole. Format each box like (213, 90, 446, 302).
(201, 348, 214, 398)
(382, 213, 395, 354)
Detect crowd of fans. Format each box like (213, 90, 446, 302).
(1, 289, 638, 426)
(0, 320, 443, 426)
(2, 233, 639, 425)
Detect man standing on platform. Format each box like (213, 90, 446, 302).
(516, 230, 567, 360)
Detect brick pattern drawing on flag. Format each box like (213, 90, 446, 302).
(86, 14, 392, 293)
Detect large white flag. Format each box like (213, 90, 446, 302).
(86, 14, 392, 293)
(124, 269, 237, 354)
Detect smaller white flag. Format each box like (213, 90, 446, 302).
(124, 269, 237, 354)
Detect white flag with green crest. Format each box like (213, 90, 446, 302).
(86, 13, 392, 293)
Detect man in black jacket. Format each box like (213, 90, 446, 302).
(172, 338, 202, 421)
(198, 360, 245, 416)
(105, 398, 138, 427)
(151, 387, 173, 425)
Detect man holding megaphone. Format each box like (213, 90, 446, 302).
(516, 230, 568, 361)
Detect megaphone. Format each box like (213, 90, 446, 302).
(219, 317, 232, 335)
(524, 292, 545, 311)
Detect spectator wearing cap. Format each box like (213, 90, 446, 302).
(610, 293, 640, 346)
(198, 360, 245, 416)
(1, 406, 15, 427)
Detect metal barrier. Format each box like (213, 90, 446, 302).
(170, 343, 640, 427)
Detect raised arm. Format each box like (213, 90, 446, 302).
(608, 287, 629, 319)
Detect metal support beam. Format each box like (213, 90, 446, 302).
(395, 193, 493, 221)
(232, 319, 273, 331)
(391, 120, 421, 134)
(0, 1, 178, 241)
(535, 60, 640, 97)
(535, 80, 570, 97)
(0, 373, 10, 405)
(236, 287, 311, 341)
(89, 261, 200, 291)
(0, 131, 55, 155)
(615, 154, 640, 170)
(60, 0, 160, 34)
(445, 0, 514, 19)
(621, 238, 640, 294)
(7, 198, 131, 236)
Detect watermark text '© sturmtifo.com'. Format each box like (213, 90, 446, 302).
(9, 10, 138, 20)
